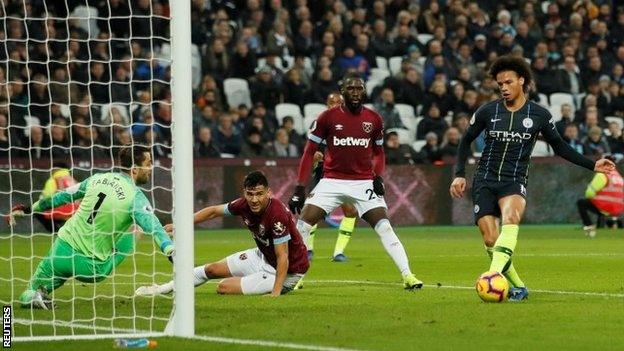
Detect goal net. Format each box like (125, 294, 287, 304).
(0, 0, 193, 341)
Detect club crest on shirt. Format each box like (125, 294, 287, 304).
(522, 117, 533, 129)
(273, 221, 285, 234)
(239, 253, 248, 260)
(362, 122, 373, 133)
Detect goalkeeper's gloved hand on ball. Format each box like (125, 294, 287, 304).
(167, 250, 175, 264)
(373, 176, 385, 196)
(288, 185, 306, 215)
(6, 204, 31, 227)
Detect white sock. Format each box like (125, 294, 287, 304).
(155, 265, 207, 295)
(374, 219, 411, 277)
(296, 219, 313, 250)
(193, 265, 209, 286)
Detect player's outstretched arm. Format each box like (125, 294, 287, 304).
(6, 180, 88, 226)
(163, 204, 229, 234)
(131, 192, 174, 259)
(268, 242, 289, 297)
(541, 121, 614, 173)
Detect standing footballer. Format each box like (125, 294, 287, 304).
(449, 55, 614, 301)
(289, 73, 423, 289)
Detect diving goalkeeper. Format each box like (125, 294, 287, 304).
(7, 144, 174, 309)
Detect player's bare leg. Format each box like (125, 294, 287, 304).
(332, 204, 358, 262)
(361, 207, 422, 290)
(489, 195, 528, 301)
(216, 277, 244, 295)
(135, 260, 232, 296)
(478, 215, 526, 290)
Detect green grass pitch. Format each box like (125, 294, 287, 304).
(3, 225, 623, 350)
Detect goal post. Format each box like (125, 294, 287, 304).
(1, 0, 194, 341)
(170, 0, 195, 338)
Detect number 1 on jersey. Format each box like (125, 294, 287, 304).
(87, 192, 107, 224)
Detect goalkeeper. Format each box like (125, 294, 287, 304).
(8, 145, 174, 309)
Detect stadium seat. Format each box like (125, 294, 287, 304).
(605, 116, 624, 130)
(444, 115, 453, 126)
(375, 56, 389, 71)
(416, 33, 433, 45)
(369, 68, 390, 82)
(401, 115, 418, 134)
(575, 92, 586, 108)
(23, 116, 41, 137)
(389, 56, 402, 75)
(303, 115, 316, 133)
(541, 1, 551, 14)
(275, 103, 305, 134)
(395, 103, 415, 120)
(412, 140, 426, 152)
(538, 93, 549, 107)
(223, 78, 252, 108)
(531, 140, 553, 157)
(547, 105, 563, 122)
(386, 128, 413, 144)
(366, 80, 381, 97)
(550, 93, 575, 108)
(304, 103, 326, 120)
(191, 44, 201, 89)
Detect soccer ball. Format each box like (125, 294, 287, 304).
(475, 271, 509, 302)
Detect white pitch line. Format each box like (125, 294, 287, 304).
(12, 318, 366, 351)
(304, 280, 624, 298)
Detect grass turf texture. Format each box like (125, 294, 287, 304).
(3, 225, 623, 351)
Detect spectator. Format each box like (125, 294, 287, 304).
(354, 33, 377, 70)
(272, 128, 298, 157)
(374, 88, 407, 130)
(583, 126, 610, 157)
(396, 67, 424, 109)
(294, 20, 314, 57)
(422, 80, 452, 118)
(281, 116, 304, 151)
(283, 69, 308, 108)
(532, 56, 558, 95)
(578, 106, 602, 139)
(384, 131, 423, 165)
(338, 46, 369, 79)
(0, 113, 8, 157)
(50, 119, 70, 159)
(417, 104, 448, 140)
(607, 122, 624, 155)
(203, 38, 230, 81)
(212, 114, 242, 156)
(311, 67, 340, 104)
(266, 21, 293, 57)
(230, 41, 257, 80)
(240, 127, 273, 157)
(370, 19, 394, 58)
(194, 126, 220, 158)
(247, 116, 274, 143)
(249, 66, 282, 110)
(555, 103, 575, 136)
(440, 127, 461, 157)
(555, 55, 583, 95)
(420, 131, 443, 164)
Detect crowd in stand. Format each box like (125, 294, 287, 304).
(2, 0, 624, 166)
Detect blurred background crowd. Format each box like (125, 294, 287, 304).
(1, 0, 624, 165)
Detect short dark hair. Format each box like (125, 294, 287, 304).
(339, 72, 364, 88)
(118, 144, 151, 171)
(243, 170, 269, 189)
(489, 55, 533, 92)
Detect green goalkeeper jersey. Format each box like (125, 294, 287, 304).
(32, 172, 174, 261)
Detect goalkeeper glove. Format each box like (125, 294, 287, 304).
(373, 176, 385, 196)
(6, 204, 31, 227)
(288, 185, 306, 215)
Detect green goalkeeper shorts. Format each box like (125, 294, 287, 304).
(28, 235, 134, 293)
